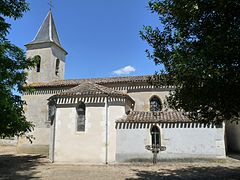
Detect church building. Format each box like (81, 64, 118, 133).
(17, 10, 228, 163)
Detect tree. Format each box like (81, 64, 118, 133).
(0, 0, 35, 140)
(140, 0, 240, 124)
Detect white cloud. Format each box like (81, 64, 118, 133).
(113, 65, 136, 75)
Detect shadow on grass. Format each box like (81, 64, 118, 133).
(0, 153, 46, 179)
(127, 165, 240, 180)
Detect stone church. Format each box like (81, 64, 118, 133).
(16, 10, 231, 163)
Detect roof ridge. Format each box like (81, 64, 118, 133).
(57, 81, 127, 96)
(28, 75, 156, 87)
(92, 82, 124, 94)
(56, 74, 153, 82)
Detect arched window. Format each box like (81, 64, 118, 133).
(55, 59, 60, 75)
(35, 55, 41, 72)
(151, 125, 160, 146)
(76, 102, 86, 132)
(150, 96, 162, 112)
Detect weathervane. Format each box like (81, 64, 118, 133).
(48, 0, 53, 11)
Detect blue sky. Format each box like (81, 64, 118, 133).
(7, 0, 163, 79)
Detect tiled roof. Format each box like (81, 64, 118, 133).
(117, 111, 190, 123)
(28, 75, 153, 88)
(56, 82, 129, 97)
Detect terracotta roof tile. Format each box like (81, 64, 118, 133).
(56, 82, 129, 97)
(28, 75, 153, 87)
(117, 111, 190, 123)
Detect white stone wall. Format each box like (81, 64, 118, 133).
(53, 102, 125, 163)
(116, 124, 226, 162)
(0, 137, 17, 146)
(108, 105, 125, 162)
(17, 93, 52, 155)
(17, 127, 50, 155)
(116, 128, 152, 161)
(22, 94, 52, 128)
(54, 106, 105, 163)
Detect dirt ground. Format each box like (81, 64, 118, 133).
(1, 146, 240, 180)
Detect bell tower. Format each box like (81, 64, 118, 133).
(25, 10, 67, 83)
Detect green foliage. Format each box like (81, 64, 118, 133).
(0, 0, 35, 140)
(141, 0, 240, 124)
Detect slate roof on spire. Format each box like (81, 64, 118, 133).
(27, 11, 62, 48)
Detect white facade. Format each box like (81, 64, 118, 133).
(48, 94, 133, 164)
(116, 123, 226, 162)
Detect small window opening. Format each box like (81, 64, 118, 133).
(150, 96, 162, 112)
(76, 102, 86, 132)
(48, 100, 56, 123)
(35, 55, 41, 72)
(55, 59, 60, 75)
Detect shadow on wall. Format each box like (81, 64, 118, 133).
(126, 166, 240, 180)
(0, 154, 46, 179)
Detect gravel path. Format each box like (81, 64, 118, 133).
(0, 146, 240, 180)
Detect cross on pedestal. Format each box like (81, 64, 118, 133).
(145, 144, 166, 164)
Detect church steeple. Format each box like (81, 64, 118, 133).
(25, 10, 67, 84)
(26, 11, 65, 52)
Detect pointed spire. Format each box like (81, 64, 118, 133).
(28, 11, 62, 48)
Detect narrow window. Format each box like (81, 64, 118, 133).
(150, 96, 162, 112)
(55, 59, 60, 75)
(151, 125, 160, 146)
(76, 102, 86, 132)
(35, 55, 41, 72)
(48, 100, 56, 123)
